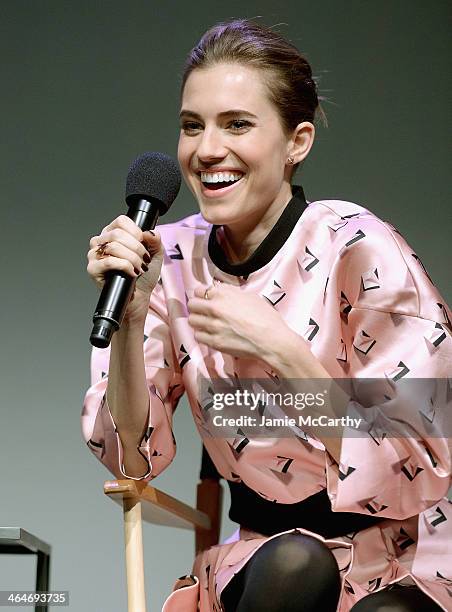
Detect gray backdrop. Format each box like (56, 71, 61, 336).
(1, 1, 450, 610)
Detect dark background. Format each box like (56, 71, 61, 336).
(0, 1, 450, 610)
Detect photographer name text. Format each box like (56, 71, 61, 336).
(212, 414, 363, 429)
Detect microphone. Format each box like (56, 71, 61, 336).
(89, 152, 181, 348)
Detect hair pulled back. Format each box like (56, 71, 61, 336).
(181, 18, 327, 135)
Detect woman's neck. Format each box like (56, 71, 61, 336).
(221, 185, 293, 263)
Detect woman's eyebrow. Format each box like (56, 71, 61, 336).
(179, 109, 258, 120)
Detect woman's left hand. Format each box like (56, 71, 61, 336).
(187, 283, 292, 364)
(188, 283, 345, 462)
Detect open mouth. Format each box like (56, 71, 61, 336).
(200, 171, 244, 191)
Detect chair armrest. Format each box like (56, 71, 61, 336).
(104, 480, 211, 531)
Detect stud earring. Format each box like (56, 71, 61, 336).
(287, 156, 295, 165)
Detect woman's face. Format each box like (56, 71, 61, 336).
(178, 62, 300, 231)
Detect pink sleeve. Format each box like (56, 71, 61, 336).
(81, 281, 184, 481)
(325, 218, 452, 519)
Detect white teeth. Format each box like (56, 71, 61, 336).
(200, 171, 243, 184)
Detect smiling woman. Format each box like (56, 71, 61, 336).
(178, 62, 315, 256)
(83, 18, 451, 612)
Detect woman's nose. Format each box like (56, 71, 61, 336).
(196, 127, 227, 162)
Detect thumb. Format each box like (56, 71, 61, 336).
(142, 230, 162, 254)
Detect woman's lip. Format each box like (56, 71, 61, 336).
(198, 175, 245, 198)
(195, 168, 245, 175)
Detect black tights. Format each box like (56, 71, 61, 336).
(220, 532, 442, 612)
(350, 585, 443, 611)
(221, 533, 341, 612)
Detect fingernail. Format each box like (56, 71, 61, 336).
(143, 253, 151, 263)
(134, 267, 141, 275)
(141, 263, 149, 272)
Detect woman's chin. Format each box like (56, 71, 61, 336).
(198, 202, 237, 227)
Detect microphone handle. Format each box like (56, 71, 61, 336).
(89, 199, 160, 348)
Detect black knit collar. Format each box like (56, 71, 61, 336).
(207, 185, 308, 277)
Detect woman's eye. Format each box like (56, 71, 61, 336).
(229, 119, 251, 131)
(181, 121, 203, 134)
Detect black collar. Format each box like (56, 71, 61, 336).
(208, 185, 308, 276)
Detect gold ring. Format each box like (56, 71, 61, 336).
(204, 287, 211, 300)
(95, 241, 109, 258)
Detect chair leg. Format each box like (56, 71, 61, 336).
(123, 497, 147, 612)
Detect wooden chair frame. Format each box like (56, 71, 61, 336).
(104, 477, 223, 612)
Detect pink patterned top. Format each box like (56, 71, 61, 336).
(82, 186, 452, 609)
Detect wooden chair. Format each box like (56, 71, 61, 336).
(104, 447, 223, 612)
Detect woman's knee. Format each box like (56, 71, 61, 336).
(232, 532, 341, 611)
(350, 585, 444, 612)
(250, 532, 340, 577)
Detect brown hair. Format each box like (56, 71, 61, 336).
(181, 18, 327, 137)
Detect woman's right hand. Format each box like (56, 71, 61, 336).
(87, 214, 164, 324)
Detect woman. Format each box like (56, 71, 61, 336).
(83, 19, 451, 611)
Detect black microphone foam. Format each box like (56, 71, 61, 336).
(90, 151, 181, 348)
(125, 151, 181, 213)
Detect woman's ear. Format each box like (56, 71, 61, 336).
(287, 121, 315, 165)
